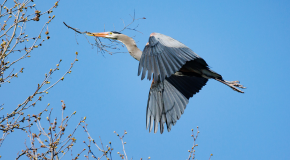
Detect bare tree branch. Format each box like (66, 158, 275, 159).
(63, 13, 145, 56)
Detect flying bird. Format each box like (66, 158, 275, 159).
(87, 32, 245, 134)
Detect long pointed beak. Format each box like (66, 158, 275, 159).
(86, 32, 109, 37)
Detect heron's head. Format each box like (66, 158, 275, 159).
(86, 31, 121, 40)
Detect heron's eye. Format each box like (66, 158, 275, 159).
(109, 32, 112, 35)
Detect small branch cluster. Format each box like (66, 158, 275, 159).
(16, 100, 85, 159)
(81, 122, 114, 160)
(118, 11, 145, 34)
(64, 12, 145, 55)
(0, 0, 60, 86)
(114, 131, 128, 160)
(81, 127, 151, 160)
(187, 127, 213, 160)
(0, 52, 78, 147)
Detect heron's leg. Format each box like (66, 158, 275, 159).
(215, 79, 246, 93)
(224, 80, 246, 89)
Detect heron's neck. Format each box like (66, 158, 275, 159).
(118, 35, 142, 61)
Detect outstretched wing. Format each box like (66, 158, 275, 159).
(146, 75, 208, 134)
(138, 33, 201, 82)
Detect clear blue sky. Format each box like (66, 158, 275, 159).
(1, 0, 290, 159)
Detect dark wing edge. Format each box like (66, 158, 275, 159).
(146, 75, 208, 134)
(138, 33, 200, 82)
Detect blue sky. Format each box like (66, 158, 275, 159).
(1, 0, 290, 159)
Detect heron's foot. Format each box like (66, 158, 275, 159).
(215, 79, 246, 93)
(224, 80, 246, 89)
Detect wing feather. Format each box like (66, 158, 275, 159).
(146, 48, 152, 80)
(157, 54, 167, 81)
(141, 51, 148, 80)
(146, 75, 208, 133)
(164, 47, 182, 70)
(165, 47, 185, 66)
(149, 115, 154, 132)
(160, 52, 175, 75)
(153, 56, 161, 81)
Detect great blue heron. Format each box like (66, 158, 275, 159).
(87, 32, 245, 134)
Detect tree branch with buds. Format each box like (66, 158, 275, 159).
(0, 0, 60, 86)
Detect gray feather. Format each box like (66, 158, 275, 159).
(139, 33, 200, 82)
(145, 75, 207, 133)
